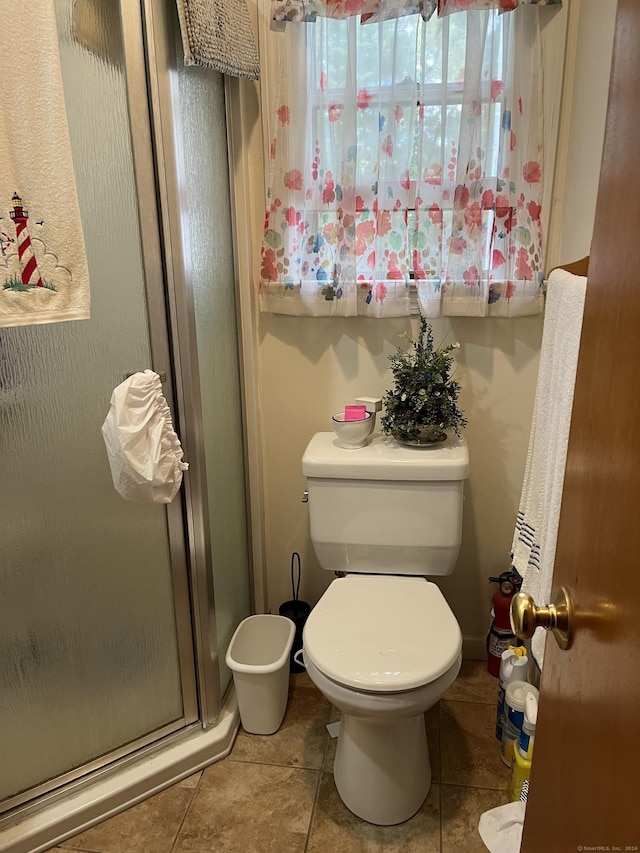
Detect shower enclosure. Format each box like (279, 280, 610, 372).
(0, 1, 251, 849)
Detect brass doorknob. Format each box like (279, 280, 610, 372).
(510, 586, 574, 650)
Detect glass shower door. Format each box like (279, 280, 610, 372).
(168, 7, 251, 697)
(0, 0, 195, 809)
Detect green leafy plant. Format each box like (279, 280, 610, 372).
(380, 316, 467, 443)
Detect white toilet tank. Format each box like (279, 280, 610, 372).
(302, 433, 469, 576)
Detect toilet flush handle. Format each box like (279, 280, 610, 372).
(302, 490, 309, 503)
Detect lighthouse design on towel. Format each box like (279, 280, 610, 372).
(9, 193, 43, 288)
(0, 0, 91, 329)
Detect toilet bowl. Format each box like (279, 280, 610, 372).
(303, 574, 462, 825)
(301, 431, 469, 825)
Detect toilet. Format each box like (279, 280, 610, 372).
(301, 430, 469, 826)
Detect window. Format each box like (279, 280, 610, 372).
(261, 6, 546, 318)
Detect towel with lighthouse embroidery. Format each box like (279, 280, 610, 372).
(0, 0, 90, 328)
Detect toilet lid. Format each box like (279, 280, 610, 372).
(303, 575, 462, 693)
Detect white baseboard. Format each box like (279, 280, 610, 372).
(0, 692, 239, 853)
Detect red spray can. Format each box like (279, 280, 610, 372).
(487, 572, 522, 677)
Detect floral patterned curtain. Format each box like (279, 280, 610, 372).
(260, 1, 558, 317)
(270, 0, 559, 24)
(271, 0, 437, 24)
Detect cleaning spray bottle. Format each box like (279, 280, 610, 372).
(508, 691, 538, 802)
(495, 646, 528, 741)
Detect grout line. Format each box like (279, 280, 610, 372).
(319, 707, 333, 776)
(304, 705, 334, 852)
(303, 734, 330, 853)
(168, 771, 207, 853)
(440, 695, 498, 707)
(226, 756, 325, 772)
(439, 781, 509, 794)
(437, 702, 443, 853)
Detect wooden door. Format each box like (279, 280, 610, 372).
(521, 1, 640, 849)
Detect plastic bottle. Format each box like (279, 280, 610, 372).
(495, 647, 528, 741)
(500, 681, 539, 767)
(508, 692, 538, 801)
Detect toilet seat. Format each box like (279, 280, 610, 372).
(303, 575, 462, 693)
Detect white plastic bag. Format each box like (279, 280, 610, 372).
(101, 370, 188, 503)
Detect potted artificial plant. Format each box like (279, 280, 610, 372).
(380, 316, 467, 446)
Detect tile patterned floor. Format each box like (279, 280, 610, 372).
(48, 661, 509, 853)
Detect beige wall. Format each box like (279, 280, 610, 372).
(232, 0, 615, 657)
(547, 0, 617, 267)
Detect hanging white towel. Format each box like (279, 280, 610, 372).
(511, 269, 587, 669)
(0, 0, 90, 329)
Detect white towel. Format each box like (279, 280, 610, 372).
(0, 0, 90, 329)
(511, 269, 587, 669)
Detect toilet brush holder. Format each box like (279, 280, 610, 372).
(278, 552, 311, 673)
(278, 599, 311, 672)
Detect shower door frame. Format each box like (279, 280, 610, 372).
(0, 0, 224, 822)
(134, 0, 224, 723)
(121, 0, 223, 725)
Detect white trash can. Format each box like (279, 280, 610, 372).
(226, 614, 295, 735)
